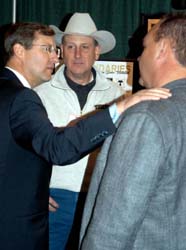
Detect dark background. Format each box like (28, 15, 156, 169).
(1, 0, 186, 90)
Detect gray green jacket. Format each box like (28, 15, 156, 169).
(80, 79, 186, 250)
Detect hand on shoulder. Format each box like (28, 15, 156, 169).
(116, 88, 172, 115)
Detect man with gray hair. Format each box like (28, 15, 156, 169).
(80, 13, 186, 250)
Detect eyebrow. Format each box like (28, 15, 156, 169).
(63, 41, 93, 46)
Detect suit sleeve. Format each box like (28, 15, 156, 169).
(81, 111, 165, 250)
(10, 88, 116, 165)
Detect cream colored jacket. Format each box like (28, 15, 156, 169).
(34, 65, 124, 192)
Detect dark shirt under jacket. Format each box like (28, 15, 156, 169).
(64, 67, 96, 110)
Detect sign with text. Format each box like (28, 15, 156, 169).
(94, 60, 134, 95)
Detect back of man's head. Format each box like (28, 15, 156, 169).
(154, 13, 186, 66)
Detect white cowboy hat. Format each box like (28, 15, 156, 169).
(50, 13, 116, 54)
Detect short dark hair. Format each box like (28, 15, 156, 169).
(154, 13, 186, 66)
(4, 22, 55, 60)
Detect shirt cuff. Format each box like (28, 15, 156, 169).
(109, 103, 120, 123)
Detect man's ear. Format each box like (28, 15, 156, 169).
(95, 45, 101, 60)
(156, 39, 169, 60)
(60, 44, 63, 58)
(13, 43, 25, 59)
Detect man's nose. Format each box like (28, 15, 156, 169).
(74, 47, 81, 58)
(50, 52, 59, 64)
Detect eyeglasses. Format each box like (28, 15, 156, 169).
(32, 44, 61, 57)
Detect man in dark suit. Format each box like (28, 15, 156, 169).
(0, 22, 171, 250)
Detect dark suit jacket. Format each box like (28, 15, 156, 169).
(0, 68, 115, 250)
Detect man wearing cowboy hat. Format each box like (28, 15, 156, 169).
(34, 12, 170, 250)
(35, 12, 123, 250)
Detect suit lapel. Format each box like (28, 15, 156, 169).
(0, 68, 22, 86)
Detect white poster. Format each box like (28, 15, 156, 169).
(94, 60, 133, 95)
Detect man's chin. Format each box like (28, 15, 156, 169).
(41, 74, 52, 84)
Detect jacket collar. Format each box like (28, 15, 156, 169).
(50, 64, 111, 91)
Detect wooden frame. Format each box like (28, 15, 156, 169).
(147, 18, 160, 31)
